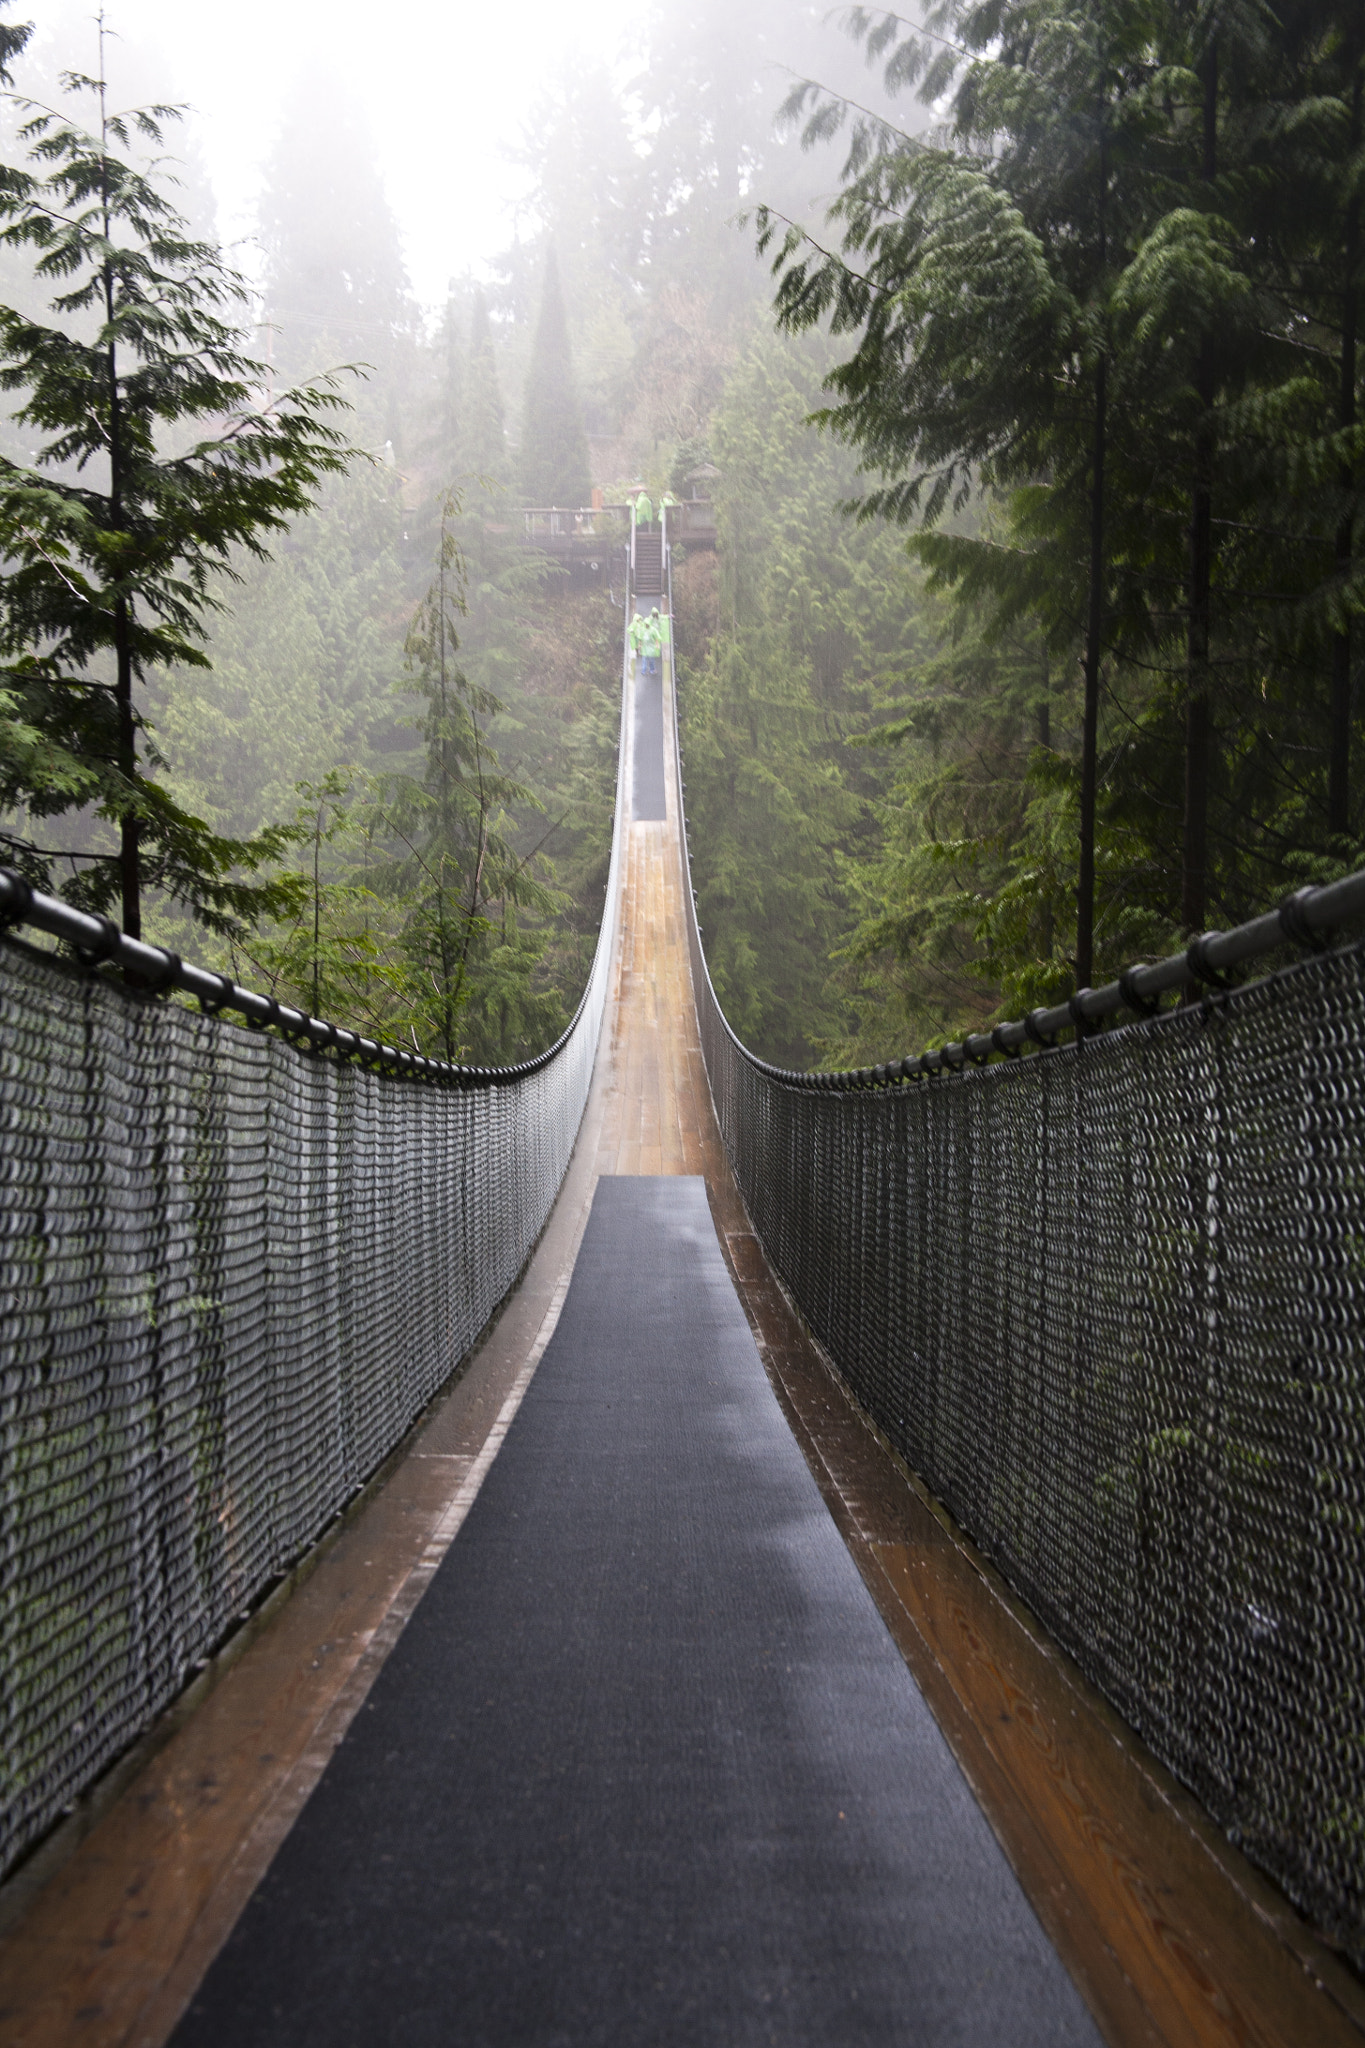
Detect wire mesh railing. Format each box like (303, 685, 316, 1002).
(667, 554, 1365, 1966)
(0, 619, 630, 1884)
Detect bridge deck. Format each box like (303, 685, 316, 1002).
(168, 1174, 1097, 2045)
(8, 631, 1324, 2045)
(151, 621, 1097, 2037)
(0, 618, 1358, 2048)
(156, 656, 1095, 2044)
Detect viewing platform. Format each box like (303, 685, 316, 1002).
(519, 498, 717, 572)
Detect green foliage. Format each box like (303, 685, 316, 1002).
(226, 506, 583, 1067)
(0, 50, 359, 938)
(677, 332, 921, 1067)
(375, 496, 564, 1062)
(148, 465, 409, 844)
(750, 0, 1365, 1052)
(230, 771, 411, 1036)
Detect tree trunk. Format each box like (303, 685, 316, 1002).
(1182, 41, 1218, 935)
(1038, 657, 1055, 962)
(114, 594, 139, 941)
(1078, 351, 1106, 993)
(106, 270, 139, 940)
(1183, 423, 1213, 932)
(1077, 72, 1109, 999)
(1329, 59, 1361, 842)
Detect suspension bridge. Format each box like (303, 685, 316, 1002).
(1, 511, 1365, 2045)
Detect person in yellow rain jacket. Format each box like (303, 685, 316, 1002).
(632, 488, 654, 528)
(628, 609, 649, 671)
(641, 608, 663, 678)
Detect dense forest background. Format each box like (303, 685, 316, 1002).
(1, 1, 1362, 1069)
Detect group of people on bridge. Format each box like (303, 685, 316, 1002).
(630, 606, 670, 678)
(630, 485, 676, 529)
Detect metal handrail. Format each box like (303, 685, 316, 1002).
(671, 699, 1365, 1088)
(0, 653, 632, 1092)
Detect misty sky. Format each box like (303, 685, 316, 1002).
(22, 0, 824, 311)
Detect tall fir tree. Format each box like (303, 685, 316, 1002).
(378, 496, 562, 1061)
(517, 245, 591, 507)
(463, 289, 507, 482)
(257, 69, 415, 446)
(0, 42, 357, 938)
(765, 0, 1177, 986)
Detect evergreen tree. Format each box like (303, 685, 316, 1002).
(149, 463, 408, 843)
(0, 45, 358, 938)
(759, 0, 1365, 1015)
(258, 71, 414, 388)
(677, 333, 906, 1067)
(379, 496, 562, 1061)
(517, 246, 591, 507)
(507, 60, 645, 437)
(764, 0, 1183, 987)
(435, 289, 464, 477)
(463, 288, 507, 481)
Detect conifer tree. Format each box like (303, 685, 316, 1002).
(763, 0, 1170, 987)
(1330, 16, 1363, 839)
(0, 40, 358, 938)
(756, 0, 1365, 1027)
(379, 495, 559, 1060)
(1240, 3, 1365, 845)
(436, 290, 464, 476)
(463, 288, 507, 481)
(258, 72, 413, 383)
(517, 245, 591, 508)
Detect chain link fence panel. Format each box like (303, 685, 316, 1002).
(687, 896, 1365, 1965)
(662, 545, 1365, 1963)
(0, 648, 626, 1884)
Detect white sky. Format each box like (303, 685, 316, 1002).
(25, 0, 642, 308)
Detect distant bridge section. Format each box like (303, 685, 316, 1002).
(519, 500, 717, 585)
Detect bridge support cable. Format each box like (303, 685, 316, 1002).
(669, 548, 1365, 1970)
(0, 607, 635, 1887)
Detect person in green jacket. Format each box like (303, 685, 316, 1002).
(633, 488, 654, 528)
(628, 609, 648, 670)
(641, 608, 663, 678)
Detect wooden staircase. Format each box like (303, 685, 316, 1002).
(633, 526, 663, 599)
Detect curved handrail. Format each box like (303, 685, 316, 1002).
(667, 523, 1365, 1084)
(670, 662, 1365, 1087)
(0, 576, 638, 1888)
(0, 631, 631, 1090)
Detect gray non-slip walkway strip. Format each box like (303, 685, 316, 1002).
(632, 665, 665, 819)
(170, 1177, 1100, 2048)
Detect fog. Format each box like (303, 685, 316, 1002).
(1, 0, 921, 1065)
(23, 0, 890, 312)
